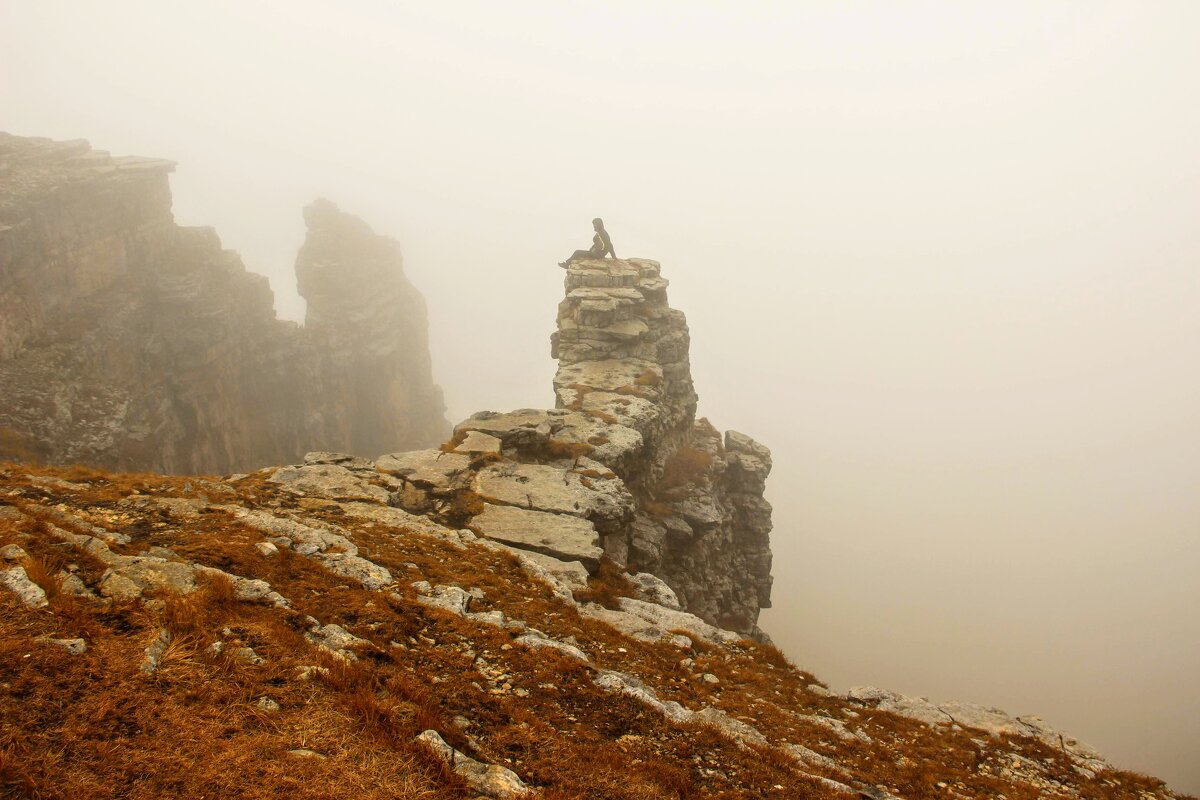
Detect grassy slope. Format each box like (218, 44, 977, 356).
(0, 462, 1187, 800)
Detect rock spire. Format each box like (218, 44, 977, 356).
(378, 256, 773, 637)
(0, 133, 446, 472)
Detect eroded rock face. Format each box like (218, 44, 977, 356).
(382, 257, 774, 638)
(0, 134, 446, 473)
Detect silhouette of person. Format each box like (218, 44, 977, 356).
(560, 218, 617, 266)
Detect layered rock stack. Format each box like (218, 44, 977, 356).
(0, 133, 446, 473)
(377, 257, 773, 637)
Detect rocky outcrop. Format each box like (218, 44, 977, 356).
(0, 133, 445, 473)
(375, 257, 773, 637)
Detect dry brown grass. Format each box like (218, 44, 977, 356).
(574, 558, 636, 611)
(587, 409, 620, 425)
(443, 488, 486, 527)
(437, 428, 468, 453)
(546, 440, 593, 460)
(659, 447, 715, 490)
(0, 460, 1186, 800)
(633, 368, 662, 387)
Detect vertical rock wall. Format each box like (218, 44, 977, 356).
(551, 259, 774, 635)
(378, 257, 774, 637)
(0, 134, 446, 473)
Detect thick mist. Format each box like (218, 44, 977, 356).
(4, 1, 1198, 790)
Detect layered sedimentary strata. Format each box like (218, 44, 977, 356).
(373, 257, 773, 637)
(0, 134, 446, 473)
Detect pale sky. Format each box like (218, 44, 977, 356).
(3, 1, 1198, 791)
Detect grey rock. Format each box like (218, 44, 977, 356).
(491, 544, 589, 591)
(613, 598, 742, 644)
(306, 623, 367, 654)
(286, 749, 326, 760)
(416, 729, 531, 798)
(314, 551, 393, 591)
(0, 544, 27, 561)
(804, 715, 874, 744)
(140, 629, 171, 675)
(784, 744, 850, 778)
(269, 464, 391, 504)
(229, 646, 265, 665)
(36, 636, 87, 655)
(627, 571, 681, 609)
(470, 504, 603, 570)
(303, 452, 375, 470)
(692, 707, 766, 746)
(593, 670, 692, 724)
(1, 566, 49, 608)
(375, 449, 471, 489)
(416, 584, 472, 616)
(255, 696, 281, 712)
(335, 500, 463, 540)
(473, 462, 634, 528)
(453, 431, 503, 455)
(58, 571, 94, 598)
(515, 633, 590, 663)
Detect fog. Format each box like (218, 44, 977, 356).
(4, 1, 1198, 790)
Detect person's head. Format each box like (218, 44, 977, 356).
(592, 217, 604, 231)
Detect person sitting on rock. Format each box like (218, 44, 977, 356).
(559, 218, 617, 267)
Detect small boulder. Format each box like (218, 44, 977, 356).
(416, 730, 531, 799)
(0, 544, 27, 562)
(36, 636, 87, 655)
(1, 566, 49, 608)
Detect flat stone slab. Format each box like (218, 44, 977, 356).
(375, 449, 471, 489)
(576, 390, 659, 432)
(453, 430, 502, 455)
(554, 358, 661, 396)
(473, 462, 634, 527)
(269, 464, 390, 503)
(469, 503, 602, 570)
(336, 501, 460, 539)
(303, 452, 375, 470)
(454, 409, 556, 449)
(491, 543, 590, 589)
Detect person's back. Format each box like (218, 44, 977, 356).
(560, 217, 616, 266)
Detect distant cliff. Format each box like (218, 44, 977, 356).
(0, 133, 447, 473)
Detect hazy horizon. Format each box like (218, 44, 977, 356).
(4, 1, 1198, 791)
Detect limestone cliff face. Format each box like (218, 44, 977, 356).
(377, 257, 772, 637)
(0, 133, 446, 473)
(551, 259, 773, 634)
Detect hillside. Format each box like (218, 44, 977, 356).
(0, 459, 1187, 800)
(1, 253, 1189, 799)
